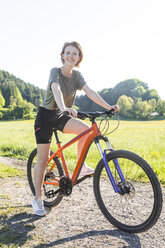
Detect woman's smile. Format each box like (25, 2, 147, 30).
(62, 45, 80, 66)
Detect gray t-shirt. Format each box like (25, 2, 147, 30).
(42, 67, 86, 110)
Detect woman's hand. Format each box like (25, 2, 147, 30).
(51, 83, 77, 118)
(64, 108, 77, 118)
(109, 105, 120, 113)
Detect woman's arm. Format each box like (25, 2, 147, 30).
(82, 84, 119, 111)
(51, 82, 77, 117)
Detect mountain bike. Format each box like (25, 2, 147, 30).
(27, 110, 163, 233)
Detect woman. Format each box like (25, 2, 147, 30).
(32, 41, 119, 216)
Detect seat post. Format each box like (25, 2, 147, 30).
(53, 129, 61, 144)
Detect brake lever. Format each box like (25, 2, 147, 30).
(105, 110, 115, 117)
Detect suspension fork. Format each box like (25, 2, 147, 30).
(95, 137, 125, 194)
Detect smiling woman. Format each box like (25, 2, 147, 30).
(60, 41, 83, 68)
(32, 41, 119, 216)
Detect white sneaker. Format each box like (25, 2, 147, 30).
(32, 198, 47, 216)
(79, 164, 95, 177)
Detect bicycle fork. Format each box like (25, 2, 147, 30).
(95, 137, 125, 194)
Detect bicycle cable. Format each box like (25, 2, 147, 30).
(98, 114, 120, 136)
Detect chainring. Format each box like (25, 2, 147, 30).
(59, 176, 72, 196)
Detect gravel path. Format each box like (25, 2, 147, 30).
(0, 156, 164, 248)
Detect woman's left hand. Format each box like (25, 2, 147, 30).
(110, 105, 120, 112)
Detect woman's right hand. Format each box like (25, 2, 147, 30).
(63, 108, 77, 118)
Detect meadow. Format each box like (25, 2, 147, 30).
(0, 118, 164, 184)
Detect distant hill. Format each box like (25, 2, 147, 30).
(75, 78, 161, 112)
(0, 70, 164, 120)
(0, 70, 45, 108)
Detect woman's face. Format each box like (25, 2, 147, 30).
(62, 45, 80, 67)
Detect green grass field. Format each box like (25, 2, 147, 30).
(0, 119, 164, 184)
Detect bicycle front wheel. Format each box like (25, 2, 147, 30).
(94, 150, 163, 233)
(27, 148, 64, 208)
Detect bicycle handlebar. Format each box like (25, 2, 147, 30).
(63, 109, 116, 120)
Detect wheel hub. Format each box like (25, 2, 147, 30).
(118, 181, 135, 199)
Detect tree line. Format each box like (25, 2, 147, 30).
(0, 70, 45, 120)
(75, 79, 165, 119)
(0, 70, 165, 120)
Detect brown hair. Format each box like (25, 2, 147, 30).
(60, 41, 83, 67)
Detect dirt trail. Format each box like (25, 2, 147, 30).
(0, 156, 164, 248)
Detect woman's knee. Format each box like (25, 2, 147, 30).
(63, 118, 89, 135)
(36, 143, 50, 166)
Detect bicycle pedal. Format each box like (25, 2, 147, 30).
(45, 189, 60, 198)
(83, 173, 94, 178)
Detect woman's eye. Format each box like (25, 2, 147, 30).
(65, 51, 78, 56)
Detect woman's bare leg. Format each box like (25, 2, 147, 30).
(63, 117, 89, 159)
(34, 117, 92, 201)
(63, 118, 94, 175)
(34, 143, 50, 200)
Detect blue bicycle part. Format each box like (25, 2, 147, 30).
(102, 149, 125, 194)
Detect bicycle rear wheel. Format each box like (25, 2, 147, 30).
(27, 148, 64, 207)
(94, 150, 163, 233)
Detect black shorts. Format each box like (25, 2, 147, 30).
(34, 106, 71, 144)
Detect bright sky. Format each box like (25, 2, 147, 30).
(0, 0, 165, 100)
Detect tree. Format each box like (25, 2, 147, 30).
(133, 99, 152, 119)
(156, 100, 165, 116)
(148, 99, 156, 112)
(99, 88, 113, 105)
(0, 90, 5, 108)
(142, 89, 160, 102)
(130, 85, 146, 99)
(0, 69, 45, 107)
(12, 100, 35, 119)
(117, 95, 134, 118)
(111, 79, 148, 103)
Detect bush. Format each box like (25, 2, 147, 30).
(0, 108, 13, 120)
(23, 113, 36, 119)
(0, 111, 3, 119)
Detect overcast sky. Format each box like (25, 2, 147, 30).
(0, 0, 165, 100)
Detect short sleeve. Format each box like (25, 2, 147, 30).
(76, 71, 87, 90)
(48, 67, 60, 89)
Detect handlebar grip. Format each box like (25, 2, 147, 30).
(110, 109, 115, 115)
(77, 112, 87, 120)
(105, 109, 116, 117)
(63, 110, 86, 119)
(62, 111, 69, 116)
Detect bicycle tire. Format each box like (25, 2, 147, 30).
(27, 148, 64, 207)
(93, 150, 163, 233)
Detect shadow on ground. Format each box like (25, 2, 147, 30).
(0, 204, 42, 247)
(0, 205, 141, 248)
(35, 229, 141, 248)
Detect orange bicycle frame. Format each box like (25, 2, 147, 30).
(45, 122, 101, 186)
